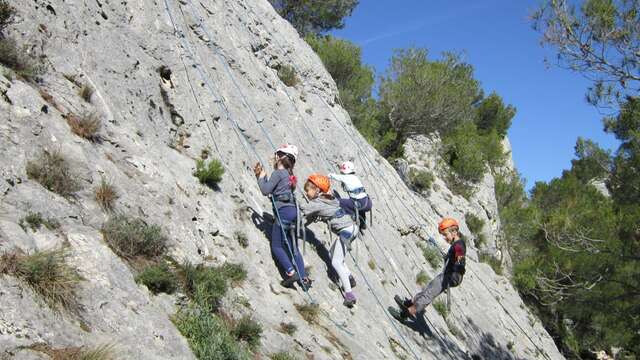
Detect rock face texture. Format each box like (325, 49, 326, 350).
(0, 0, 563, 359)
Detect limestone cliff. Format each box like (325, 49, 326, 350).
(0, 0, 562, 359)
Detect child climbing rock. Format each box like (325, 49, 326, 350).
(329, 161, 372, 230)
(255, 144, 310, 289)
(301, 174, 358, 307)
(390, 218, 466, 321)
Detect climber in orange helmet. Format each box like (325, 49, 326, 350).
(389, 217, 466, 321)
(300, 174, 359, 308)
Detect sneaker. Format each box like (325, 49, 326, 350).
(349, 275, 356, 288)
(280, 272, 300, 288)
(388, 306, 407, 322)
(343, 291, 357, 308)
(393, 295, 416, 320)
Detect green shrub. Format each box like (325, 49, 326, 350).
(0, 0, 16, 34)
(95, 178, 118, 211)
(295, 303, 319, 325)
(277, 65, 298, 87)
(279, 322, 297, 336)
(234, 231, 248, 248)
(173, 307, 251, 360)
(26, 150, 81, 197)
(231, 316, 262, 351)
(67, 112, 101, 141)
(465, 213, 484, 234)
(0, 248, 82, 312)
(194, 159, 224, 189)
(417, 241, 441, 268)
(409, 168, 434, 192)
(416, 270, 430, 286)
(475, 92, 516, 138)
(136, 263, 178, 295)
(479, 253, 503, 275)
(443, 122, 487, 183)
(19, 212, 60, 231)
(102, 215, 167, 260)
(433, 299, 449, 318)
(269, 352, 298, 360)
(446, 319, 464, 340)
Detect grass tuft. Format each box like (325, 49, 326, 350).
(231, 316, 262, 351)
(173, 307, 251, 360)
(0, 248, 82, 312)
(270, 352, 298, 360)
(26, 150, 81, 197)
(29, 344, 114, 360)
(416, 270, 430, 286)
(78, 83, 94, 103)
(95, 178, 118, 211)
(67, 112, 101, 141)
(278, 322, 297, 336)
(102, 215, 167, 260)
(433, 299, 449, 319)
(294, 303, 319, 325)
(0, 37, 44, 82)
(417, 241, 441, 269)
(19, 212, 60, 231)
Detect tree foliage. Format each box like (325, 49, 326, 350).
(532, 0, 640, 107)
(379, 49, 482, 142)
(268, 0, 359, 35)
(475, 92, 516, 138)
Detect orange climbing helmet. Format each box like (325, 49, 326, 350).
(438, 218, 459, 234)
(307, 174, 330, 193)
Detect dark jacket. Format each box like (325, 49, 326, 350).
(444, 239, 467, 286)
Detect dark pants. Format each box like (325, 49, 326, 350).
(271, 206, 306, 279)
(339, 196, 372, 223)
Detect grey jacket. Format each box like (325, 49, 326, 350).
(300, 196, 354, 233)
(257, 169, 295, 209)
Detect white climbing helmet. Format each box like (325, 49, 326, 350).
(339, 161, 355, 174)
(275, 144, 298, 160)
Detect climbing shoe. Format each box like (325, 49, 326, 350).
(388, 307, 407, 322)
(280, 272, 300, 288)
(349, 275, 356, 288)
(393, 295, 416, 320)
(343, 291, 357, 308)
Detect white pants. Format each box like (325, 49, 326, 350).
(331, 226, 355, 292)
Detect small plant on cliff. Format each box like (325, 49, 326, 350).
(416, 270, 430, 286)
(194, 159, 224, 189)
(101, 215, 167, 260)
(67, 112, 101, 141)
(136, 263, 178, 295)
(295, 303, 319, 325)
(277, 65, 299, 87)
(409, 168, 434, 192)
(95, 178, 118, 211)
(417, 241, 441, 269)
(0, 247, 82, 312)
(270, 352, 298, 360)
(19, 212, 60, 231)
(26, 150, 81, 198)
(28, 344, 115, 360)
(78, 83, 94, 103)
(231, 316, 263, 351)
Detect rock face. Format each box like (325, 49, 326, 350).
(0, 0, 563, 359)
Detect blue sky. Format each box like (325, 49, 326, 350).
(331, 0, 620, 190)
